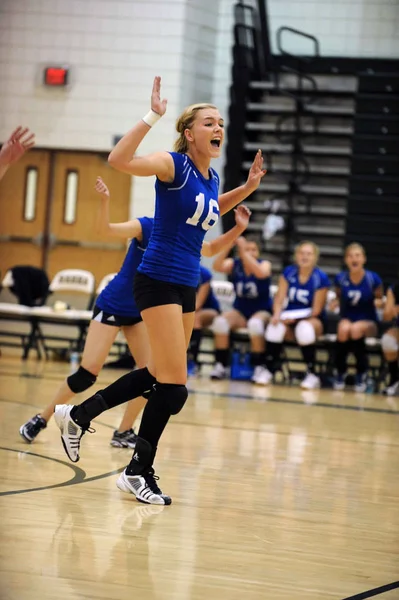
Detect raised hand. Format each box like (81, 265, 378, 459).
(0, 127, 35, 167)
(235, 235, 247, 250)
(151, 76, 167, 116)
(234, 205, 251, 230)
(94, 176, 110, 198)
(244, 150, 267, 194)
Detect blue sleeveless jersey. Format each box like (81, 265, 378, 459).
(283, 265, 330, 314)
(96, 217, 154, 317)
(335, 269, 382, 322)
(138, 153, 220, 287)
(198, 265, 220, 312)
(232, 258, 272, 319)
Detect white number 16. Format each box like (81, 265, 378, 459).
(186, 193, 219, 231)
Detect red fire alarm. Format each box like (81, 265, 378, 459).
(44, 67, 69, 86)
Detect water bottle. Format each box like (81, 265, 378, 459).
(69, 351, 79, 374)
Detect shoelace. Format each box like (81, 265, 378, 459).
(81, 424, 96, 435)
(144, 469, 162, 495)
(68, 426, 96, 450)
(69, 425, 95, 446)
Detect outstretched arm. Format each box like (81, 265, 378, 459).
(0, 127, 35, 181)
(218, 150, 266, 216)
(201, 205, 251, 257)
(95, 177, 142, 240)
(108, 76, 174, 182)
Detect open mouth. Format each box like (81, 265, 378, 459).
(211, 139, 221, 148)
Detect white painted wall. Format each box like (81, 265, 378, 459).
(0, 0, 232, 220)
(2, 0, 395, 222)
(180, 0, 221, 108)
(268, 0, 399, 58)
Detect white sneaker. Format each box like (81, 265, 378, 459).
(382, 380, 399, 396)
(300, 372, 320, 390)
(354, 374, 367, 393)
(251, 366, 263, 382)
(54, 405, 93, 463)
(116, 468, 172, 505)
(210, 362, 228, 380)
(333, 374, 346, 391)
(252, 366, 273, 386)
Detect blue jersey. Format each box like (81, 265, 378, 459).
(283, 265, 330, 314)
(138, 152, 220, 287)
(96, 217, 153, 317)
(198, 265, 220, 312)
(335, 269, 382, 322)
(232, 258, 272, 319)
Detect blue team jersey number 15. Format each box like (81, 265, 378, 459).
(186, 193, 219, 231)
(289, 287, 310, 305)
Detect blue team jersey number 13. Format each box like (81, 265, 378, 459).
(186, 193, 219, 231)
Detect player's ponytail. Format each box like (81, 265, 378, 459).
(174, 103, 218, 153)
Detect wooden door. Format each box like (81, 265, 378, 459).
(46, 152, 131, 284)
(0, 150, 50, 276)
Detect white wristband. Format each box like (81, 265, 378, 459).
(142, 109, 161, 127)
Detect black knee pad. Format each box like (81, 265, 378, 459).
(154, 383, 188, 415)
(67, 366, 97, 393)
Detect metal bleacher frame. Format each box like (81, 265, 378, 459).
(224, 1, 399, 286)
(218, 0, 399, 386)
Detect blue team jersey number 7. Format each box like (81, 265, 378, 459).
(186, 193, 219, 230)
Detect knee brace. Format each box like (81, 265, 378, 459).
(265, 322, 286, 343)
(295, 320, 316, 346)
(67, 366, 97, 393)
(382, 333, 399, 353)
(212, 315, 230, 335)
(154, 382, 188, 415)
(247, 316, 265, 337)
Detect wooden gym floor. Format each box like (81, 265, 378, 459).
(0, 354, 398, 600)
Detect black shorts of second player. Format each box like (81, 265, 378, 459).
(134, 272, 196, 314)
(92, 304, 142, 327)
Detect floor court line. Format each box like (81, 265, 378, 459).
(342, 580, 399, 600)
(0, 447, 124, 497)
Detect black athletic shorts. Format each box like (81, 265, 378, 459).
(92, 304, 142, 327)
(134, 272, 196, 314)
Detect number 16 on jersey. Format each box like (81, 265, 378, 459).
(186, 193, 219, 231)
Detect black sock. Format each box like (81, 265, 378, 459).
(126, 382, 179, 475)
(335, 340, 350, 375)
(71, 367, 155, 426)
(388, 360, 399, 385)
(189, 329, 202, 363)
(264, 342, 282, 373)
(300, 344, 316, 373)
(126, 437, 154, 476)
(251, 352, 264, 367)
(215, 348, 230, 367)
(351, 338, 368, 375)
(137, 382, 176, 448)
